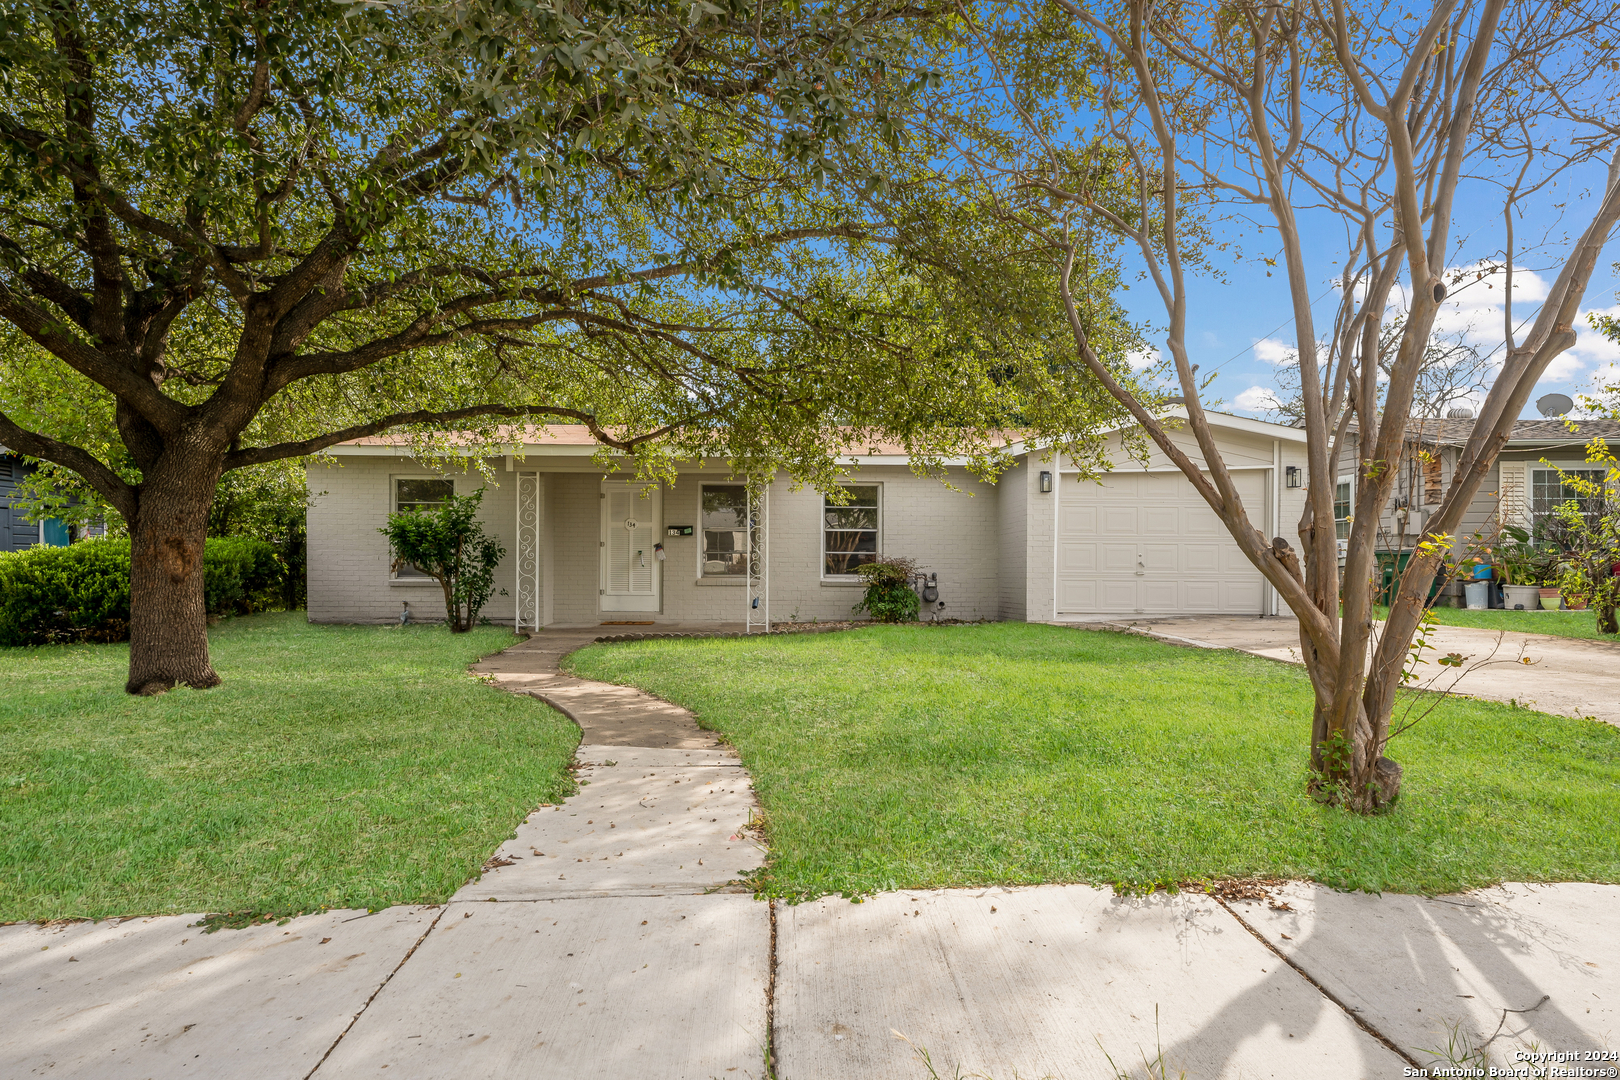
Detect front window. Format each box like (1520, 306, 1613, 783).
(1531, 468, 1608, 539)
(1334, 479, 1352, 541)
(393, 478, 453, 578)
(824, 485, 880, 576)
(701, 484, 747, 576)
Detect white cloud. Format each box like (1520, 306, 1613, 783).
(1252, 337, 1296, 365)
(1232, 385, 1283, 414)
(1127, 348, 1161, 371)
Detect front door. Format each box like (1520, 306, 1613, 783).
(600, 480, 662, 613)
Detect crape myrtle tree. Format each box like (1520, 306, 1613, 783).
(0, 0, 1138, 693)
(915, 0, 1620, 810)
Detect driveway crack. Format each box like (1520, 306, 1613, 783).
(303, 905, 448, 1079)
(1210, 895, 1424, 1070)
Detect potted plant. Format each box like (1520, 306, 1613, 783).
(1497, 542, 1542, 610)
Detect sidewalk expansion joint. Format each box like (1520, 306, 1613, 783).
(1211, 895, 1423, 1070)
(765, 898, 779, 1080)
(304, 904, 447, 1080)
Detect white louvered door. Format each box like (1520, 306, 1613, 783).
(600, 481, 661, 612)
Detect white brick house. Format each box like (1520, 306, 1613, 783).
(305, 411, 1310, 627)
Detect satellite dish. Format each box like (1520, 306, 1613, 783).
(1446, 406, 1475, 419)
(1537, 393, 1574, 417)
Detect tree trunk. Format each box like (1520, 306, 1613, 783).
(126, 456, 225, 695)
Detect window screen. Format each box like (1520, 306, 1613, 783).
(397, 478, 454, 512)
(393, 478, 454, 578)
(824, 485, 879, 576)
(702, 485, 747, 576)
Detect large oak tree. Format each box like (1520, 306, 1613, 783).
(0, 0, 1136, 693)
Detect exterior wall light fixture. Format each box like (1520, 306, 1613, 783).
(1285, 466, 1302, 488)
(1039, 471, 1053, 493)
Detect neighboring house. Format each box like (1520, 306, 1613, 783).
(306, 410, 1313, 627)
(1333, 418, 1620, 553)
(0, 450, 80, 552)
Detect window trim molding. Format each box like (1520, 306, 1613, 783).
(697, 481, 749, 580)
(1529, 462, 1614, 529)
(821, 481, 883, 582)
(388, 473, 456, 581)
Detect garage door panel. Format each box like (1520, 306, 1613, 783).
(1101, 507, 1137, 535)
(1057, 578, 1099, 611)
(1059, 543, 1098, 573)
(1100, 544, 1139, 573)
(1183, 579, 1220, 611)
(1057, 470, 1268, 616)
(1142, 580, 1178, 610)
(1061, 505, 1098, 538)
(1141, 544, 1179, 573)
(1100, 580, 1138, 610)
(1182, 544, 1221, 574)
(1142, 506, 1179, 535)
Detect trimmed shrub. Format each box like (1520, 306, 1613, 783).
(0, 536, 284, 646)
(852, 556, 921, 623)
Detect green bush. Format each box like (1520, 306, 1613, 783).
(853, 556, 921, 623)
(0, 536, 284, 646)
(379, 489, 506, 632)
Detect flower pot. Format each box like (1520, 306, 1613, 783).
(1471, 564, 1494, 579)
(1465, 580, 1491, 609)
(1503, 585, 1540, 611)
(1539, 586, 1562, 610)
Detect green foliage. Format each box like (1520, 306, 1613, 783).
(379, 489, 506, 632)
(0, 538, 284, 646)
(0, 614, 578, 921)
(0, 0, 1139, 519)
(853, 555, 922, 623)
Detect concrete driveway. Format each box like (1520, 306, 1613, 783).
(1101, 615, 1620, 727)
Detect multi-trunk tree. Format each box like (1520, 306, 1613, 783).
(918, 0, 1620, 809)
(0, 0, 1138, 693)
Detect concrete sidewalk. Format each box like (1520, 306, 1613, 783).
(1098, 614, 1620, 727)
(4, 628, 1617, 1079)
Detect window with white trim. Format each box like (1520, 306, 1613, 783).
(701, 484, 747, 576)
(1531, 467, 1609, 538)
(823, 485, 880, 577)
(392, 477, 453, 578)
(1333, 477, 1353, 541)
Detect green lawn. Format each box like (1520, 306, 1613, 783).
(0, 613, 576, 923)
(1408, 606, 1620, 642)
(568, 623, 1620, 898)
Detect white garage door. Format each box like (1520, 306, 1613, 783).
(1057, 470, 1268, 615)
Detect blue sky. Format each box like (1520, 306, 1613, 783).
(1113, 172, 1620, 421)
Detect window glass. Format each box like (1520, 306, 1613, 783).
(394, 478, 454, 577)
(1334, 480, 1352, 541)
(1531, 468, 1608, 538)
(397, 478, 454, 512)
(824, 485, 880, 576)
(701, 484, 748, 576)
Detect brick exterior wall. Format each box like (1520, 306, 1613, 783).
(307, 457, 519, 625)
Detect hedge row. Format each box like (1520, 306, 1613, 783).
(0, 537, 284, 646)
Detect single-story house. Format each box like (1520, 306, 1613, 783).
(305, 410, 1316, 627)
(1334, 417, 1620, 553)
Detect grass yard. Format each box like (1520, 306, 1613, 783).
(0, 613, 576, 923)
(1408, 606, 1619, 642)
(568, 622, 1620, 898)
